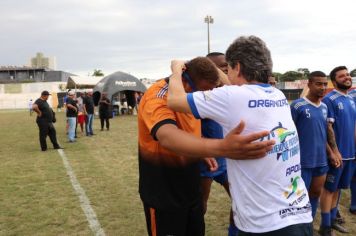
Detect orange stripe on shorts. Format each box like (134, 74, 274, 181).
(150, 208, 157, 236)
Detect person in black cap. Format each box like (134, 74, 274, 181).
(32, 90, 62, 151)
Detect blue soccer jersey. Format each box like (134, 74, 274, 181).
(199, 119, 227, 175)
(322, 89, 356, 160)
(349, 89, 356, 102)
(347, 89, 356, 158)
(291, 97, 328, 168)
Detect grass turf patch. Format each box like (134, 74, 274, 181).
(0, 111, 355, 235)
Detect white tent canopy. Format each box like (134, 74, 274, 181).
(66, 76, 104, 89)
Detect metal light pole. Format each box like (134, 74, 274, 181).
(204, 15, 214, 54)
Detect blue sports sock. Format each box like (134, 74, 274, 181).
(350, 180, 356, 210)
(330, 207, 337, 221)
(310, 197, 319, 218)
(228, 224, 239, 236)
(321, 212, 331, 227)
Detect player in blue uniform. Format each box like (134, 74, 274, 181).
(200, 52, 238, 236)
(319, 66, 356, 235)
(290, 71, 330, 219)
(347, 88, 356, 215)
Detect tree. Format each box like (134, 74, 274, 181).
(279, 71, 304, 82)
(92, 69, 104, 77)
(272, 72, 283, 82)
(297, 68, 310, 78)
(350, 68, 356, 77)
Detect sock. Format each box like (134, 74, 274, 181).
(310, 197, 319, 218)
(321, 212, 331, 227)
(351, 180, 356, 210)
(228, 224, 239, 236)
(330, 207, 337, 221)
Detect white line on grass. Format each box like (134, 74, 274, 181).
(57, 149, 106, 236)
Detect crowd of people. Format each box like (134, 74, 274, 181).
(32, 89, 142, 150)
(138, 35, 356, 236)
(31, 34, 356, 236)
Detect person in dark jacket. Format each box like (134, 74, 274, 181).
(32, 90, 62, 151)
(99, 93, 111, 131)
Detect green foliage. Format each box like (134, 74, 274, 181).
(297, 68, 310, 77)
(92, 69, 104, 77)
(272, 72, 283, 81)
(350, 68, 356, 77)
(279, 71, 306, 82)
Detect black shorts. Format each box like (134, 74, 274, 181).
(238, 222, 313, 236)
(143, 201, 205, 236)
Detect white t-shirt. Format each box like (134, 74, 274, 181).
(187, 84, 312, 233)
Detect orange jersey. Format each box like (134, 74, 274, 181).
(138, 79, 201, 167)
(138, 78, 202, 209)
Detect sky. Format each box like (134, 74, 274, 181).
(1, 0, 355, 79)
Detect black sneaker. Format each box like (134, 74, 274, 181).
(319, 226, 335, 236)
(331, 219, 349, 233)
(54, 146, 63, 149)
(349, 208, 356, 215)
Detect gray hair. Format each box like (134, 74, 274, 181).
(225, 35, 273, 83)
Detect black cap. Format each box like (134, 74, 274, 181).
(41, 90, 51, 96)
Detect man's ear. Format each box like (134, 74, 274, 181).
(235, 62, 241, 76)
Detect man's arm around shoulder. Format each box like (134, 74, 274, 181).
(155, 121, 275, 160)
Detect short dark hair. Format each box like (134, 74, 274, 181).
(329, 66, 347, 81)
(206, 52, 224, 57)
(226, 36, 272, 83)
(41, 90, 50, 96)
(185, 57, 219, 85)
(309, 71, 326, 82)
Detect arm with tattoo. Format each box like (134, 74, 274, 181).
(326, 122, 342, 167)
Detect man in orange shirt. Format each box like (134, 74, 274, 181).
(138, 57, 275, 236)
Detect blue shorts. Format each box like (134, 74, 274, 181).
(301, 166, 329, 190)
(200, 170, 228, 185)
(324, 160, 355, 192)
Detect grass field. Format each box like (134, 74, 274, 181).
(0, 110, 355, 235)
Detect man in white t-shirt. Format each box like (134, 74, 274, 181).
(167, 36, 313, 235)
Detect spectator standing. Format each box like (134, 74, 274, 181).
(99, 93, 111, 131)
(76, 92, 85, 135)
(66, 91, 78, 143)
(83, 90, 95, 136)
(28, 99, 33, 116)
(32, 91, 61, 151)
(120, 98, 128, 115)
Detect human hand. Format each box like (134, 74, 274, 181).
(329, 150, 342, 168)
(171, 60, 186, 74)
(221, 120, 275, 160)
(204, 158, 218, 172)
